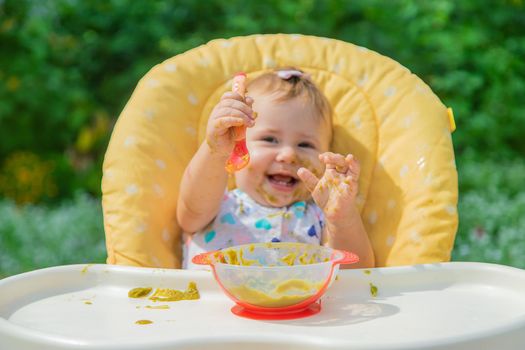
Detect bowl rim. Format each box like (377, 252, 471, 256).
(214, 242, 345, 269)
(191, 242, 360, 269)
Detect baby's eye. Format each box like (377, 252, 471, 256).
(262, 136, 278, 143)
(298, 142, 315, 149)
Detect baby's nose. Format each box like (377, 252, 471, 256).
(276, 146, 297, 163)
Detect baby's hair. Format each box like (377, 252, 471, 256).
(247, 67, 333, 133)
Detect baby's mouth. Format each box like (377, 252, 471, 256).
(267, 173, 298, 190)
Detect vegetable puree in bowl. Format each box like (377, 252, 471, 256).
(229, 279, 323, 307)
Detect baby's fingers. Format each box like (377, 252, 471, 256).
(345, 154, 360, 178)
(215, 106, 255, 127)
(218, 94, 254, 118)
(220, 91, 245, 102)
(212, 117, 245, 133)
(319, 152, 348, 173)
(297, 167, 319, 193)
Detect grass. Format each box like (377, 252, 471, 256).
(452, 157, 525, 269)
(1, 158, 524, 278)
(0, 193, 106, 279)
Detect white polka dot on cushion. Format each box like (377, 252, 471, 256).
(357, 74, 368, 87)
(124, 136, 136, 147)
(220, 40, 233, 48)
(384, 86, 396, 97)
(187, 93, 198, 105)
(146, 79, 160, 88)
(104, 169, 114, 180)
(399, 164, 409, 178)
(445, 205, 457, 215)
(151, 256, 161, 267)
(197, 57, 210, 67)
(143, 108, 155, 120)
(417, 156, 427, 170)
(155, 159, 166, 169)
(104, 213, 118, 225)
(164, 63, 177, 72)
(386, 235, 395, 247)
(292, 50, 305, 62)
(368, 210, 378, 225)
(424, 173, 434, 186)
(356, 193, 365, 207)
(387, 199, 396, 209)
(126, 184, 139, 195)
(153, 184, 164, 197)
(185, 126, 197, 136)
(415, 82, 430, 95)
(135, 222, 147, 234)
(410, 231, 422, 243)
(402, 115, 413, 129)
(264, 56, 276, 68)
(353, 114, 362, 129)
(162, 228, 171, 242)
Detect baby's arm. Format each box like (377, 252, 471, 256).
(298, 152, 375, 268)
(177, 92, 254, 233)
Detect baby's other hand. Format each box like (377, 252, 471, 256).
(206, 92, 255, 157)
(297, 152, 360, 223)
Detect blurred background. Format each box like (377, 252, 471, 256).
(1, 0, 524, 278)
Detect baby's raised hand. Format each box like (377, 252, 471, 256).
(206, 92, 255, 157)
(297, 152, 360, 223)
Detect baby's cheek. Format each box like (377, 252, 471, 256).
(293, 183, 312, 202)
(298, 155, 324, 178)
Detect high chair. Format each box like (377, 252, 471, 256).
(102, 33, 458, 269)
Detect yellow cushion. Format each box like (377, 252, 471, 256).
(102, 34, 458, 268)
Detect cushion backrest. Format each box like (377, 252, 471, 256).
(102, 34, 458, 268)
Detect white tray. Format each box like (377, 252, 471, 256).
(1, 262, 524, 350)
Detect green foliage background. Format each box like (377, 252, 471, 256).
(1, 0, 524, 276)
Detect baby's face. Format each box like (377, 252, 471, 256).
(235, 93, 331, 207)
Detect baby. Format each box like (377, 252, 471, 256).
(177, 68, 374, 269)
